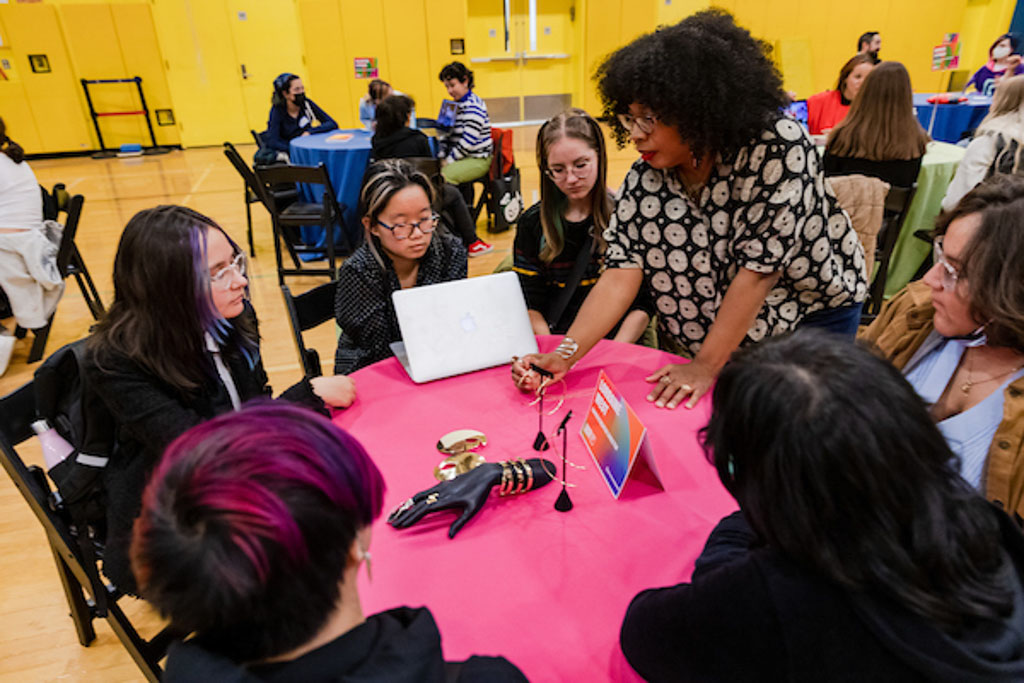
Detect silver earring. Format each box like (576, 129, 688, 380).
(361, 548, 373, 582)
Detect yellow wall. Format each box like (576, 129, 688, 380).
(3, 0, 1018, 153)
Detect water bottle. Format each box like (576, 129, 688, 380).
(31, 419, 74, 469)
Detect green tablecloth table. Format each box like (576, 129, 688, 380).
(884, 141, 965, 297)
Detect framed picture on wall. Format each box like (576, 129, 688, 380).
(28, 54, 51, 74)
(450, 38, 465, 55)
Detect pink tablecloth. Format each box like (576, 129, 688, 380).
(335, 337, 737, 681)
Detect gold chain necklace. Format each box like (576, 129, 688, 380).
(960, 350, 1024, 395)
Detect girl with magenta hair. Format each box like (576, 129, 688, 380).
(131, 402, 526, 681)
(85, 205, 357, 594)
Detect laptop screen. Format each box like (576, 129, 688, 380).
(783, 100, 808, 128)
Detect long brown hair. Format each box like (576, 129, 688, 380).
(834, 53, 875, 95)
(826, 61, 930, 161)
(535, 109, 611, 263)
(89, 206, 257, 395)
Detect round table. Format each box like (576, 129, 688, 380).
(289, 129, 375, 247)
(334, 337, 737, 681)
(884, 140, 966, 297)
(913, 93, 990, 144)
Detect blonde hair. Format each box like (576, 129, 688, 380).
(535, 108, 611, 263)
(826, 62, 930, 161)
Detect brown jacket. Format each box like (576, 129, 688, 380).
(860, 281, 1024, 520)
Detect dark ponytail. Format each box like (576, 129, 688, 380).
(0, 118, 25, 164)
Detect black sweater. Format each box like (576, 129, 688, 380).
(84, 304, 325, 593)
(164, 607, 526, 683)
(621, 509, 1024, 683)
(371, 127, 433, 160)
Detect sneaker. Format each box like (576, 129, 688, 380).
(0, 334, 14, 377)
(467, 240, 493, 257)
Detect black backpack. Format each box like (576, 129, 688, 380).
(34, 339, 113, 531)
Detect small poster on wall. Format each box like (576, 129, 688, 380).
(354, 57, 378, 79)
(932, 33, 960, 71)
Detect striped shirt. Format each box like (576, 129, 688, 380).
(440, 91, 492, 161)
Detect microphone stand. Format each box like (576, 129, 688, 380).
(554, 410, 573, 512)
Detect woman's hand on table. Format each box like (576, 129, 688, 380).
(310, 374, 357, 408)
(511, 353, 570, 393)
(645, 360, 717, 410)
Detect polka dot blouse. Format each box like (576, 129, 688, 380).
(603, 116, 868, 357)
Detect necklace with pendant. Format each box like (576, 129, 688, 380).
(960, 350, 1024, 394)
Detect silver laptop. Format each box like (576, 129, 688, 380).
(390, 272, 538, 383)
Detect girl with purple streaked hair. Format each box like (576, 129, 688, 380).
(131, 402, 525, 680)
(84, 204, 357, 595)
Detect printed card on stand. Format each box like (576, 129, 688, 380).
(579, 370, 662, 499)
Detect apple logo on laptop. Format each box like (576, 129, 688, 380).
(460, 313, 477, 334)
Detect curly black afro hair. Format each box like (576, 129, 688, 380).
(596, 9, 787, 162)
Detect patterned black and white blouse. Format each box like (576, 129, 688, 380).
(334, 233, 467, 375)
(604, 116, 867, 357)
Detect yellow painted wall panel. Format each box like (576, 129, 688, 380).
(337, 0, 389, 128)
(960, 0, 1017, 84)
(296, 0, 352, 129)
(59, 4, 146, 149)
(0, 5, 93, 154)
(150, 0, 250, 147)
(424, 0, 467, 116)
(111, 3, 180, 146)
(382, 0, 433, 110)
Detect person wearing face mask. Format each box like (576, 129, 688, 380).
(857, 31, 881, 63)
(263, 73, 338, 154)
(513, 109, 653, 341)
(862, 174, 1024, 517)
(967, 34, 1024, 96)
(806, 54, 875, 136)
(511, 10, 867, 410)
(334, 159, 467, 375)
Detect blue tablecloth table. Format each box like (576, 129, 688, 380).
(913, 93, 990, 144)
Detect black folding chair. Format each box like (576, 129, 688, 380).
(254, 163, 351, 285)
(250, 129, 264, 147)
(14, 185, 104, 363)
(281, 280, 339, 378)
(0, 381, 173, 681)
(223, 142, 298, 257)
(861, 183, 917, 324)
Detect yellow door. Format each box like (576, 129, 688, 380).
(224, 0, 306, 135)
(466, 0, 580, 124)
(151, 0, 251, 147)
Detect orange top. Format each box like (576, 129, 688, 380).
(806, 89, 849, 135)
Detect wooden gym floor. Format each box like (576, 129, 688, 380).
(0, 129, 640, 680)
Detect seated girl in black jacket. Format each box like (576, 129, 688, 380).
(85, 205, 356, 593)
(620, 330, 1024, 682)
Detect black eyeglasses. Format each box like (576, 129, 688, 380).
(377, 213, 440, 240)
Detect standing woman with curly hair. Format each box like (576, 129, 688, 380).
(512, 10, 867, 409)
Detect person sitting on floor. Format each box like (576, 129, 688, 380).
(262, 73, 338, 155)
(942, 76, 1024, 211)
(514, 108, 653, 342)
(371, 94, 491, 256)
(620, 330, 1024, 682)
(436, 62, 493, 188)
(334, 159, 466, 375)
(806, 53, 874, 135)
(84, 205, 356, 594)
(131, 402, 527, 682)
(862, 173, 1024, 519)
(823, 61, 930, 188)
(0, 117, 63, 375)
